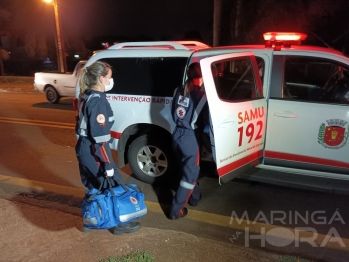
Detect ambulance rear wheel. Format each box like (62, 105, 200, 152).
(45, 86, 60, 104)
(128, 134, 174, 184)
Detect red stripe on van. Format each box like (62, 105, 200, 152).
(217, 150, 263, 177)
(110, 131, 122, 139)
(265, 151, 349, 169)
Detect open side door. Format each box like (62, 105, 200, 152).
(200, 52, 267, 184)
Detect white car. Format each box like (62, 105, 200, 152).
(35, 60, 86, 103)
(75, 35, 349, 188)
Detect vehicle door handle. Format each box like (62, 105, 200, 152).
(274, 111, 298, 118)
(219, 119, 234, 128)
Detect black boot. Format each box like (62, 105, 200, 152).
(109, 222, 141, 235)
(188, 193, 202, 207)
(170, 207, 188, 220)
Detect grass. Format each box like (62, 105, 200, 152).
(0, 76, 34, 84)
(276, 256, 313, 262)
(100, 251, 156, 262)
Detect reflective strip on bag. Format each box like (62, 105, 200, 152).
(119, 208, 148, 223)
(83, 217, 98, 225)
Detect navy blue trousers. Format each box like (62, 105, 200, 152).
(76, 137, 121, 190)
(170, 127, 201, 218)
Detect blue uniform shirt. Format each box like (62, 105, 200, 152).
(76, 89, 116, 171)
(171, 85, 208, 130)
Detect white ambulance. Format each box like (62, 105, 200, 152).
(76, 34, 349, 188)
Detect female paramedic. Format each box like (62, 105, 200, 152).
(75, 61, 140, 234)
(170, 62, 209, 220)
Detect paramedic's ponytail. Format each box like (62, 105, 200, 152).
(79, 61, 112, 94)
(79, 67, 89, 93)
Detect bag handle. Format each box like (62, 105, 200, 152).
(86, 182, 104, 201)
(86, 177, 140, 201)
(106, 176, 129, 195)
(106, 178, 142, 194)
(86, 175, 127, 201)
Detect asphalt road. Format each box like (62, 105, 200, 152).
(1, 91, 349, 262)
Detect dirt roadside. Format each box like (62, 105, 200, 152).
(0, 82, 37, 93)
(0, 185, 282, 262)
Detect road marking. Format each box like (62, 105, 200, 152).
(0, 117, 75, 129)
(0, 174, 347, 249)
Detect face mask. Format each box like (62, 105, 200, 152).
(104, 78, 114, 92)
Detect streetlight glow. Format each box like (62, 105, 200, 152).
(43, 0, 67, 73)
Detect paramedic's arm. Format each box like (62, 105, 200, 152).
(87, 99, 115, 171)
(171, 88, 178, 122)
(201, 102, 210, 127)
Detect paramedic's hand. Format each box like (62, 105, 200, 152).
(105, 169, 114, 177)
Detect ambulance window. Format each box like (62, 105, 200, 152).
(100, 57, 188, 97)
(283, 56, 349, 104)
(211, 56, 263, 102)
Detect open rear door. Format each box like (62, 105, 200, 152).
(200, 52, 267, 184)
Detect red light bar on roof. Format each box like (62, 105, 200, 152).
(263, 32, 307, 41)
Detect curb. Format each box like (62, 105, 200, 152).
(0, 174, 85, 198)
(0, 174, 164, 217)
(0, 174, 248, 229)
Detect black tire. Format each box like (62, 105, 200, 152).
(127, 134, 175, 184)
(45, 86, 60, 104)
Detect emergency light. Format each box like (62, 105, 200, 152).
(263, 32, 308, 50)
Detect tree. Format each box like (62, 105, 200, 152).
(0, 7, 12, 75)
(231, 0, 242, 43)
(227, 0, 349, 50)
(241, 0, 309, 44)
(213, 0, 222, 46)
(9, 0, 89, 62)
(64, 26, 91, 59)
(308, 0, 349, 51)
(24, 30, 48, 58)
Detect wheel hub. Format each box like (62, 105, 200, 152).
(137, 145, 168, 177)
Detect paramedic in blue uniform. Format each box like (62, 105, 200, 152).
(170, 62, 209, 219)
(75, 61, 140, 234)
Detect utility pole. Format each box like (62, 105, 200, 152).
(52, 0, 67, 72)
(213, 0, 222, 47)
(232, 0, 242, 44)
(44, 0, 67, 73)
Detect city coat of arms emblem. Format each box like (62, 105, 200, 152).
(318, 119, 349, 149)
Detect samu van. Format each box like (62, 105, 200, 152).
(75, 34, 349, 191)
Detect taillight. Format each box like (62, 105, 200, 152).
(72, 98, 78, 111)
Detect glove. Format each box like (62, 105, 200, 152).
(105, 169, 114, 177)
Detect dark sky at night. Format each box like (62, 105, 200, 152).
(9, 0, 214, 44)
